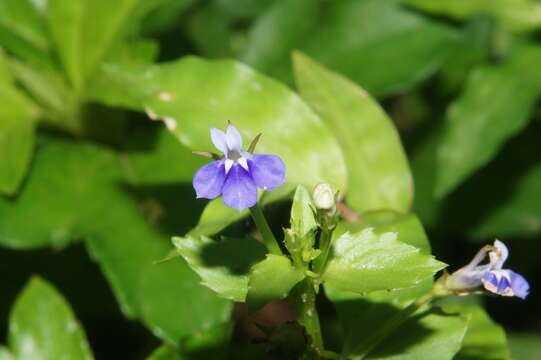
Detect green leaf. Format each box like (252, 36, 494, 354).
(240, 0, 320, 73)
(105, 55, 346, 234)
(0, 136, 232, 343)
(473, 160, 541, 238)
(0, 137, 122, 249)
(0, 53, 37, 195)
(0, 347, 13, 360)
(7, 277, 93, 360)
(508, 333, 541, 360)
(276, 0, 457, 96)
(323, 228, 445, 294)
(125, 127, 206, 185)
(293, 52, 413, 213)
(0, 116, 35, 195)
(364, 308, 468, 360)
(46, 0, 143, 88)
(173, 235, 267, 301)
(407, 0, 541, 32)
(434, 47, 541, 197)
(445, 305, 509, 360)
(87, 38, 160, 110)
(0, 0, 53, 66)
(180, 322, 233, 359)
(147, 345, 185, 360)
(246, 254, 304, 313)
(326, 213, 437, 357)
(87, 188, 232, 344)
(290, 185, 317, 238)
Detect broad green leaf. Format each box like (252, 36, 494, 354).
(246, 254, 304, 313)
(0, 54, 37, 195)
(0, 137, 122, 249)
(0, 347, 12, 360)
(293, 52, 413, 213)
(87, 186, 232, 344)
(0, 136, 232, 343)
(473, 161, 541, 238)
(364, 308, 468, 360)
(0, 0, 53, 66)
(185, 3, 235, 58)
(290, 185, 317, 238)
(125, 127, 206, 185)
(147, 345, 185, 360)
(139, 0, 196, 35)
(508, 333, 541, 360)
(326, 213, 437, 356)
(445, 305, 509, 360)
(434, 47, 541, 197)
(47, 0, 143, 88)
(407, 0, 541, 32)
(324, 228, 445, 294)
(240, 0, 320, 73)
(47, 0, 85, 89)
(173, 235, 266, 301)
(104, 56, 346, 234)
(180, 322, 232, 359)
(275, 0, 456, 96)
(87, 38, 160, 110)
(8, 277, 93, 360)
(438, 16, 493, 94)
(0, 116, 35, 195)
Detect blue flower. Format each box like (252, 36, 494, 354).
(447, 240, 530, 299)
(192, 124, 286, 210)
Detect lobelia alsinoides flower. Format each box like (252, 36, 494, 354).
(192, 124, 286, 210)
(446, 240, 530, 299)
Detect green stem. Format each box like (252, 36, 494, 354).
(290, 278, 324, 356)
(249, 203, 281, 254)
(313, 227, 333, 275)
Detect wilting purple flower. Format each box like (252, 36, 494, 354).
(446, 240, 530, 299)
(192, 124, 286, 210)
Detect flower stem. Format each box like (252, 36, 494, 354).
(313, 227, 333, 276)
(249, 203, 281, 254)
(290, 278, 324, 356)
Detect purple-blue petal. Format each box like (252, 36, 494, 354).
(497, 275, 511, 294)
(249, 154, 286, 191)
(509, 270, 530, 300)
(193, 160, 226, 199)
(482, 272, 498, 289)
(222, 163, 257, 210)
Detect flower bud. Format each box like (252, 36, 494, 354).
(313, 183, 335, 210)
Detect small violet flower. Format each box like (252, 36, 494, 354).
(192, 124, 286, 210)
(446, 240, 530, 299)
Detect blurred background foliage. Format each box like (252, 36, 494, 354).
(0, 0, 541, 359)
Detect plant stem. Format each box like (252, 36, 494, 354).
(290, 278, 324, 356)
(313, 227, 333, 276)
(249, 203, 281, 254)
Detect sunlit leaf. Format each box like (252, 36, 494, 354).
(407, 0, 541, 32)
(7, 277, 93, 360)
(173, 235, 266, 301)
(324, 228, 445, 294)
(246, 254, 304, 313)
(434, 46, 541, 197)
(294, 52, 413, 213)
